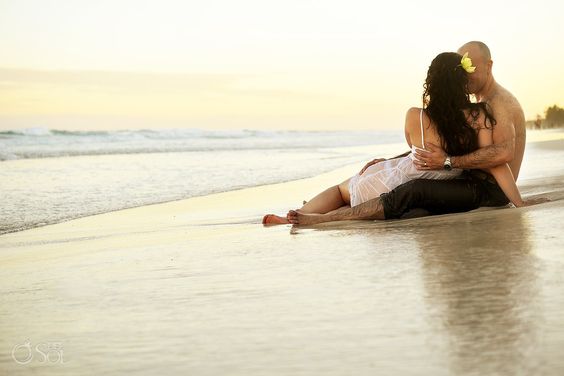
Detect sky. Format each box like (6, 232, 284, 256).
(0, 0, 563, 131)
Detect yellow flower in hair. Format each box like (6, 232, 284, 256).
(460, 52, 476, 73)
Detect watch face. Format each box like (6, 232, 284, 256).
(444, 156, 452, 171)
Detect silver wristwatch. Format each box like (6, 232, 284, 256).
(443, 156, 452, 171)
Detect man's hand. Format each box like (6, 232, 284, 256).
(413, 142, 447, 170)
(521, 197, 551, 207)
(359, 158, 386, 175)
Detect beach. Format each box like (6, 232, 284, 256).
(2, 134, 564, 375)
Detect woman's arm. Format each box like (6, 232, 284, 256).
(404, 107, 418, 149)
(360, 108, 416, 175)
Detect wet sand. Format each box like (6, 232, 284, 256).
(1, 135, 564, 375)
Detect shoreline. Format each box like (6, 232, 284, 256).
(2, 132, 564, 239)
(0, 141, 405, 236)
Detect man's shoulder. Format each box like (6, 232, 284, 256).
(490, 84, 522, 109)
(488, 84, 524, 121)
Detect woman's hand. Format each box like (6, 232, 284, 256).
(359, 158, 386, 175)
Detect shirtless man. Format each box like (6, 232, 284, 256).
(288, 41, 531, 225)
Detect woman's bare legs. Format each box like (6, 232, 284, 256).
(299, 178, 352, 214)
(262, 177, 352, 225)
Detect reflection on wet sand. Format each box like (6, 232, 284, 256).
(415, 210, 542, 375)
(293, 207, 548, 374)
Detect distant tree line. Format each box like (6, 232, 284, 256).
(528, 104, 564, 129)
(545, 105, 564, 127)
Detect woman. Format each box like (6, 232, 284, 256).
(262, 52, 525, 225)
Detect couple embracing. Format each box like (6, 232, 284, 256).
(263, 41, 544, 226)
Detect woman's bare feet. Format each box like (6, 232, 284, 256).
(286, 210, 328, 225)
(262, 214, 290, 225)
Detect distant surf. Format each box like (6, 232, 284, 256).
(1, 127, 405, 234)
(0, 127, 403, 161)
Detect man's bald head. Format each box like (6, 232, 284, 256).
(457, 41, 494, 96)
(458, 41, 491, 61)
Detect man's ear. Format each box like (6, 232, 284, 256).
(487, 60, 493, 74)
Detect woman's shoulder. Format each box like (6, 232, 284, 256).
(406, 107, 422, 116)
(404, 107, 422, 129)
(405, 107, 423, 123)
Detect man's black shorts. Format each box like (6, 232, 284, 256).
(380, 170, 510, 219)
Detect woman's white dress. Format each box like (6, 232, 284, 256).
(348, 109, 463, 207)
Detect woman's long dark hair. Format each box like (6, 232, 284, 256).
(422, 52, 495, 156)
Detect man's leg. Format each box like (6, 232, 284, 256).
(400, 208, 432, 219)
(478, 180, 510, 207)
(379, 178, 482, 219)
(287, 197, 385, 225)
(287, 178, 483, 225)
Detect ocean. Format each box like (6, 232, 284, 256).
(0, 127, 405, 234)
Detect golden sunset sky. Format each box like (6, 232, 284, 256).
(0, 0, 562, 131)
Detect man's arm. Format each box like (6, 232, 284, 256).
(452, 107, 515, 168)
(451, 138, 514, 169)
(413, 109, 516, 170)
